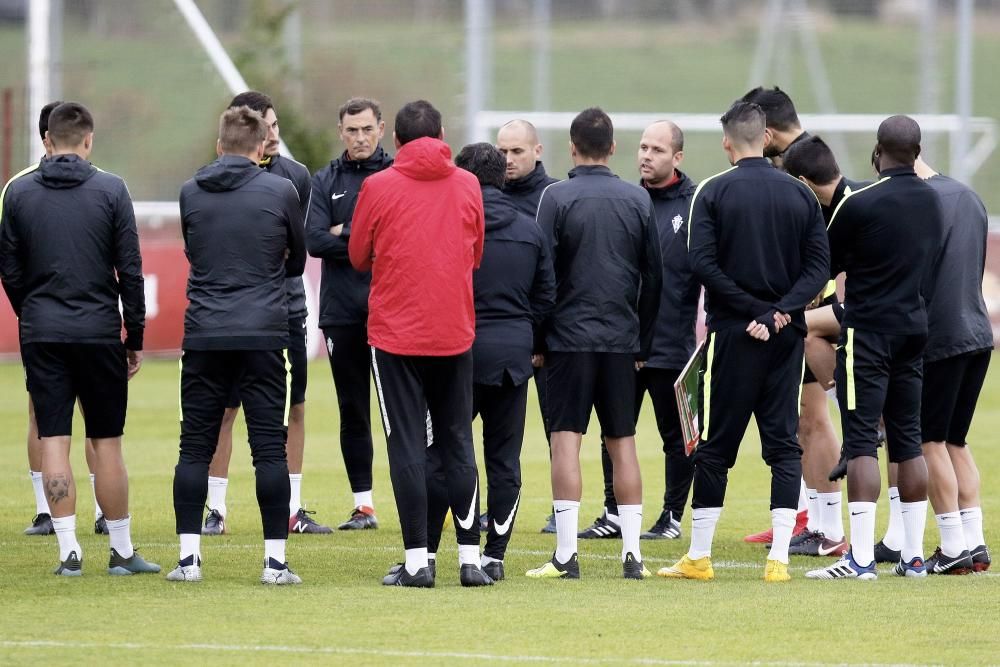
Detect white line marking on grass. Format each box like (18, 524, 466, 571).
(0, 640, 943, 667)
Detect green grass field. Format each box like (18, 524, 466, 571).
(1, 357, 998, 666)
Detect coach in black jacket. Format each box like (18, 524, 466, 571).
(307, 97, 393, 529)
(662, 101, 828, 582)
(425, 143, 555, 581)
(169, 105, 305, 585)
(595, 121, 700, 543)
(0, 102, 153, 576)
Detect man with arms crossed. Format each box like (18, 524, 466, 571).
(308, 97, 393, 531)
(169, 105, 305, 584)
(526, 107, 662, 580)
(0, 102, 158, 577)
(661, 101, 828, 583)
(806, 116, 942, 580)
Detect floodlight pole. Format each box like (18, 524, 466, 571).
(918, 0, 939, 161)
(532, 0, 552, 148)
(465, 0, 492, 144)
(953, 0, 973, 184)
(172, 0, 292, 158)
(26, 0, 51, 161)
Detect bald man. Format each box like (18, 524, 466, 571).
(587, 121, 699, 542)
(497, 119, 561, 534)
(807, 116, 944, 580)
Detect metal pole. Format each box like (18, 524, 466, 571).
(283, 3, 303, 105)
(532, 0, 551, 149)
(918, 0, 939, 161)
(464, 0, 487, 143)
(172, 0, 292, 157)
(953, 0, 973, 183)
(27, 0, 51, 162)
(3, 88, 12, 182)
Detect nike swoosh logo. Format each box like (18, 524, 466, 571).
(455, 479, 479, 531)
(493, 492, 520, 536)
(555, 508, 571, 514)
(826, 502, 840, 506)
(332, 192, 347, 200)
(817, 542, 844, 556)
(850, 511, 866, 516)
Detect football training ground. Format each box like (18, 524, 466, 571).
(1, 358, 997, 666)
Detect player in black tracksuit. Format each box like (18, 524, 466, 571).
(806, 116, 944, 581)
(661, 101, 828, 582)
(593, 121, 700, 541)
(169, 106, 305, 584)
(423, 143, 555, 581)
(307, 98, 394, 530)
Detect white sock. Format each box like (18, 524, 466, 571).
(481, 554, 501, 567)
(105, 515, 134, 559)
(935, 511, 966, 557)
(882, 487, 904, 550)
(604, 509, 620, 525)
(264, 538, 286, 565)
(900, 500, 927, 563)
(688, 507, 722, 559)
(848, 501, 877, 566)
(458, 544, 479, 566)
(618, 504, 642, 562)
(404, 547, 428, 575)
(805, 488, 820, 531)
(179, 533, 201, 562)
(427, 552, 436, 562)
(207, 476, 228, 517)
(797, 479, 808, 512)
(30, 470, 50, 514)
(289, 473, 303, 516)
(553, 499, 580, 563)
(960, 507, 986, 548)
(767, 508, 797, 564)
(353, 490, 374, 509)
(817, 491, 845, 541)
(90, 473, 103, 519)
(52, 515, 81, 561)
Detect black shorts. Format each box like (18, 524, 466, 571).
(22, 342, 128, 438)
(545, 351, 636, 437)
(921, 350, 991, 445)
(226, 317, 308, 408)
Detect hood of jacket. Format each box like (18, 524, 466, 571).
(642, 169, 696, 201)
(334, 145, 394, 173)
(392, 137, 455, 181)
(505, 161, 552, 195)
(194, 155, 264, 193)
(36, 154, 97, 189)
(482, 186, 519, 232)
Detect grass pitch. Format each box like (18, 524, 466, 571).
(0, 357, 998, 666)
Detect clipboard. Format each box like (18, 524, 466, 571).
(673, 339, 706, 456)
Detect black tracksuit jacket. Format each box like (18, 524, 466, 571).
(688, 157, 830, 335)
(922, 174, 993, 361)
(0, 155, 145, 349)
(472, 186, 556, 386)
(502, 161, 558, 218)
(643, 171, 700, 370)
(265, 154, 311, 319)
(828, 166, 944, 336)
(536, 164, 662, 359)
(179, 155, 305, 350)
(307, 147, 393, 328)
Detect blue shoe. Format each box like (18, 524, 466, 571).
(893, 555, 928, 578)
(805, 548, 877, 580)
(108, 548, 161, 575)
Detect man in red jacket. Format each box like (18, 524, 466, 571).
(349, 99, 489, 588)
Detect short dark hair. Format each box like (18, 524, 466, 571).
(229, 90, 274, 115)
(741, 86, 800, 132)
(570, 107, 613, 159)
(720, 101, 766, 146)
(455, 142, 506, 189)
(782, 135, 841, 185)
(46, 102, 94, 148)
(877, 115, 921, 165)
(39, 100, 63, 141)
(339, 97, 382, 122)
(219, 105, 268, 155)
(394, 100, 442, 145)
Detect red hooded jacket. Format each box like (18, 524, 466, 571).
(349, 137, 485, 356)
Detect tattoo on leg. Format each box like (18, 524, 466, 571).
(45, 474, 71, 504)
